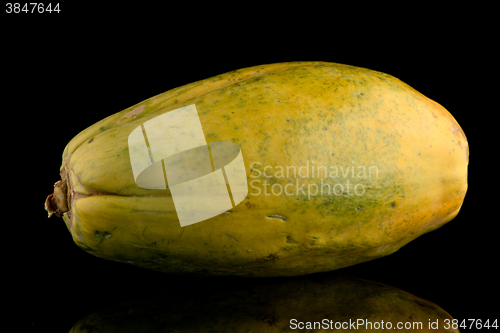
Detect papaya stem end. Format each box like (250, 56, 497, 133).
(45, 180, 69, 218)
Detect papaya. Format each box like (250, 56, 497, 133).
(45, 61, 468, 277)
(70, 273, 459, 332)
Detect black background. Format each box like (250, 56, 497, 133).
(3, 4, 492, 332)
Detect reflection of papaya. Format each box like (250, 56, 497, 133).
(70, 273, 459, 332)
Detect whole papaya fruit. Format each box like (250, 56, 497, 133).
(45, 61, 468, 276)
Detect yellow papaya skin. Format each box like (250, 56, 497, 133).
(47, 61, 468, 277)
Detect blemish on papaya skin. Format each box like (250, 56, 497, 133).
(126, 243, 156, 250)
(262, 253, 279, 261)
(114, 105, 146, 124)
(268, 214, 287, 221)
(225, 235, 239, 243)
(94, 230, 112, 239)
(245, 201, 256, 209)
(94, 230, 112, 247)
(308, 237, 318, 245)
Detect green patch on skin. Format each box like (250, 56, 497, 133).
(256, 130, 272, 155)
